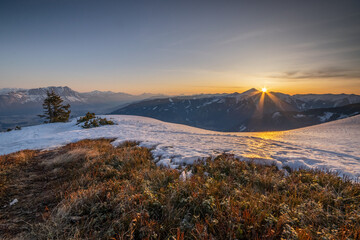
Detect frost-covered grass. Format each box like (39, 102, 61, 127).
(1, 139, 359, 239)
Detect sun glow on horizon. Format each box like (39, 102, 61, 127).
(262, 87, 267, 93)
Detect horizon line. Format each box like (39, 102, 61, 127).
(0, 85, 359, 96)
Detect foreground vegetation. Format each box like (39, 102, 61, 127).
(77, 112, 115, 128)
(1, 139, 360, 239)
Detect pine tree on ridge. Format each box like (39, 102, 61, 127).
(38, 90, 71, 123)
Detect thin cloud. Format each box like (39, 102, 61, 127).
(269, 67, 360, 81)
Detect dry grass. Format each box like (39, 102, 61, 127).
(0, 150, 38, 201)
(41, 148, 89, 167)
(1, 139, 360, 239)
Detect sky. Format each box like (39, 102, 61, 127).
(0, 0, 360, 95)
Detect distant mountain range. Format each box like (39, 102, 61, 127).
(0, 86, 166, 109)
(2, 86, 360, 132)
(0, 86, 165, 130)
(112, 88, 360, 131)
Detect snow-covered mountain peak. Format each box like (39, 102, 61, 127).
(0, 88, 25, 95)
(8, 86, 85, 104)
(227, 88, 259, 97)
(223, 88, 261, 104)
(0, 86, 136, 105)
(242, 88, 259, 94)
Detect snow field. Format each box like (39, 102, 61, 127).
(0, 115, 359, 179)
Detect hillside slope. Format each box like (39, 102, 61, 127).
(1, 139, 359, 239)
(1, 115, 359, 179)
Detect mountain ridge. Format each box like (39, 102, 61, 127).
(1, 86, 360, 131)
(111, 88, 360, 132)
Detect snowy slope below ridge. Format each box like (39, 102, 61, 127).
(0, 115, 359, 179)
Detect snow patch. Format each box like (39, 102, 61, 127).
(294, 114, 305, 118)
(319, 112, 333, 122)
(201, 98, 219, 107)
(239, 125, 247, 132)
(272, 112, 282, 119)
(179, 170, 193, 181)
(9, 199, 18, 206)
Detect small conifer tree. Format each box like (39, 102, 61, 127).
(38, 90, 71, 123)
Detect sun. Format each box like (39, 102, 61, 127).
(262, 87, 267, 93)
